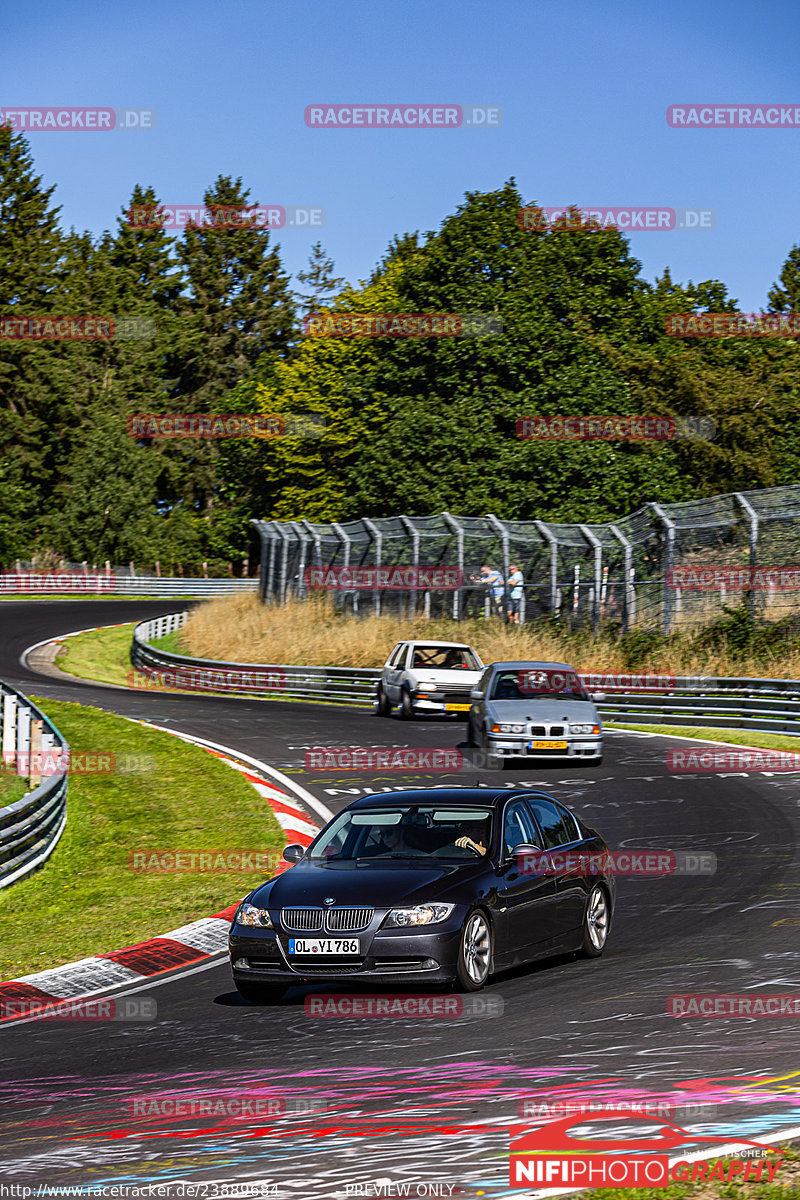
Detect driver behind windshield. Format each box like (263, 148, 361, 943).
(454, 819, 489, 856)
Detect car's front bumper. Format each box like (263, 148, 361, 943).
(411, 695, 472, 714)
(229, 922, 463, 986)
(488, 736, 603, 760)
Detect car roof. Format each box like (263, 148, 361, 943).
(399, 640, 476, 650)
(486, 660, 579, 671)
(343, 788, 558, 811)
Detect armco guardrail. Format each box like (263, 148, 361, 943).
(0, 573, 257, 598)
(1, 683, 69, 888)
(131, 613, 800, 736)
(131, 613, 377, 704)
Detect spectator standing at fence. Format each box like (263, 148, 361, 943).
(507, 564, 524, 624)
(480, 564, 505, 616)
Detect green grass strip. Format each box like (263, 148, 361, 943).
(608, 723, 800, 753)
(0, 697, 285, 980)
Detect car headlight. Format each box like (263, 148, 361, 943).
(383, 903, 455, 928)
(235, 902, 273, 928)
(570, 723, 602, 735)
(491, 723, 526, 734)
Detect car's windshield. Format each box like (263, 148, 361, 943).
(410, 646, 480, 671)
(490, 669, 590, 701)
(308, 807, 493, 860)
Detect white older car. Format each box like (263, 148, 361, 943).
(376, 640, 484, 720)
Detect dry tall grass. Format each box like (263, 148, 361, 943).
(180, 593, 800, 678)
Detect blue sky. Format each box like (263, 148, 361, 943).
(3, 0, 799, 310)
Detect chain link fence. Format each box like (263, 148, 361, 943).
(252, 485, 800, 633)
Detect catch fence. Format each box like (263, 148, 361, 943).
(252, 485, 800, 633)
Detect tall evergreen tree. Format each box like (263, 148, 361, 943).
(768, 244, 800, 312)
(168, 175, 296, 518)
(0, 124, 66, 556)
(295, 242, 345, 318)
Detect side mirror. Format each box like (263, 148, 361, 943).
(282, 843, 305, 863)
(470, 689, 484, 699)
(512, 843, 548, 873)
(590, 692, 606, 703)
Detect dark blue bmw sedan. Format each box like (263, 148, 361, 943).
(228, 787, 615, 1003)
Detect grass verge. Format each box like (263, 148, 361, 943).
(608, 723, 800, 753)
(0, 772, 30, 805)
(0, 696, 285, 980)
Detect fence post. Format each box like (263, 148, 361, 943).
(649, 502, 676, 635)
(534, 521, 559, 618)
(441, 512, 463, 621)
(579, 525, 603, 633)
(400, 516, 421, 618)
(2, 693, 16, 773)
(363, 518, 382, 616)
(609, 524, 633, 632)
(486, 514, 510, 621)
(735, 492, 759, 623)
(29, 719, 42, 789)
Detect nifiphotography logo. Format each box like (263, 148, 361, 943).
(509, 1110, 783, 1188)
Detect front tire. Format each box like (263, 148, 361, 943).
(455, 910, 493, 991)
(400, 689, 414, 720)
(376, 685, 391, 717)
(236, 981, 286, 1004)
(580, 885, 610, 957)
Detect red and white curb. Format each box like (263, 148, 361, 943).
(0, 730, 331, 1020)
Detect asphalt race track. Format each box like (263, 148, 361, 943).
(1, 600, 799, 1196)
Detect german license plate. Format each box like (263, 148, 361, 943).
(288, 938, 360, 955)
(445, 703, 471, 712)
(529, 740, 568, 750)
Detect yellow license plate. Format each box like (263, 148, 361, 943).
(529, 739, 568, 750)
(445, 703, 471, 712)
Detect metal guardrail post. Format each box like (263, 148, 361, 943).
(362, 518, 382, 617)
(0, 681, 69, 889)
(291, 522, 309, 599)
(486, 514, 510, 621)
(649, 502, 676, 634)
(442, 512, 464, 621)
(534, 520, 559, 619)
(399, 516, 420, 619)
(735, 492, 759, 622)
(609, 524, 633, 632)
(274, 523, 290, 604)
(579, 525, 603, 632)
